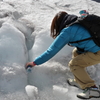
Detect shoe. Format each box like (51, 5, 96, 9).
(67, 78, 80, 88)
(77, 87, 100, 99)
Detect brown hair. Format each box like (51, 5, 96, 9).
(50, 11, 68, 39)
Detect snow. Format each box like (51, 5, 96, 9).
(0, 0, 100, 100)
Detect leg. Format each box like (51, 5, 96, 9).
(68, 51, 100, 89)
(69, 48, 81, 86)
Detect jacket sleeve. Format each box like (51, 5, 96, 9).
(33, 29, 70, 65)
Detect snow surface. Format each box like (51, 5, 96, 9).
(0, 0, 100, 100)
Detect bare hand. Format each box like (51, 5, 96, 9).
(25, 62, 36, 69)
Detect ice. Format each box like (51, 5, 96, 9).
(25, 85, 39, 100)
(53, 85, 68, 99)
(0, 0, 100, 100)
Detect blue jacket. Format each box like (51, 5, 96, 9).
(34, 24, 100, 65)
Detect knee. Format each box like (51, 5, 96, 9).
(68, 60, 74, 71)
(68, 59, 79, 71)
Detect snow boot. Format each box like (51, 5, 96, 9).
(67, 78, 80, 88)
(77, 87, 100, 99)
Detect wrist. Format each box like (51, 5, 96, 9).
(33, 62, 36, 66)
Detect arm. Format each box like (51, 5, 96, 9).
(33, 29, 70, 65)
(25, 28, 71, 68)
